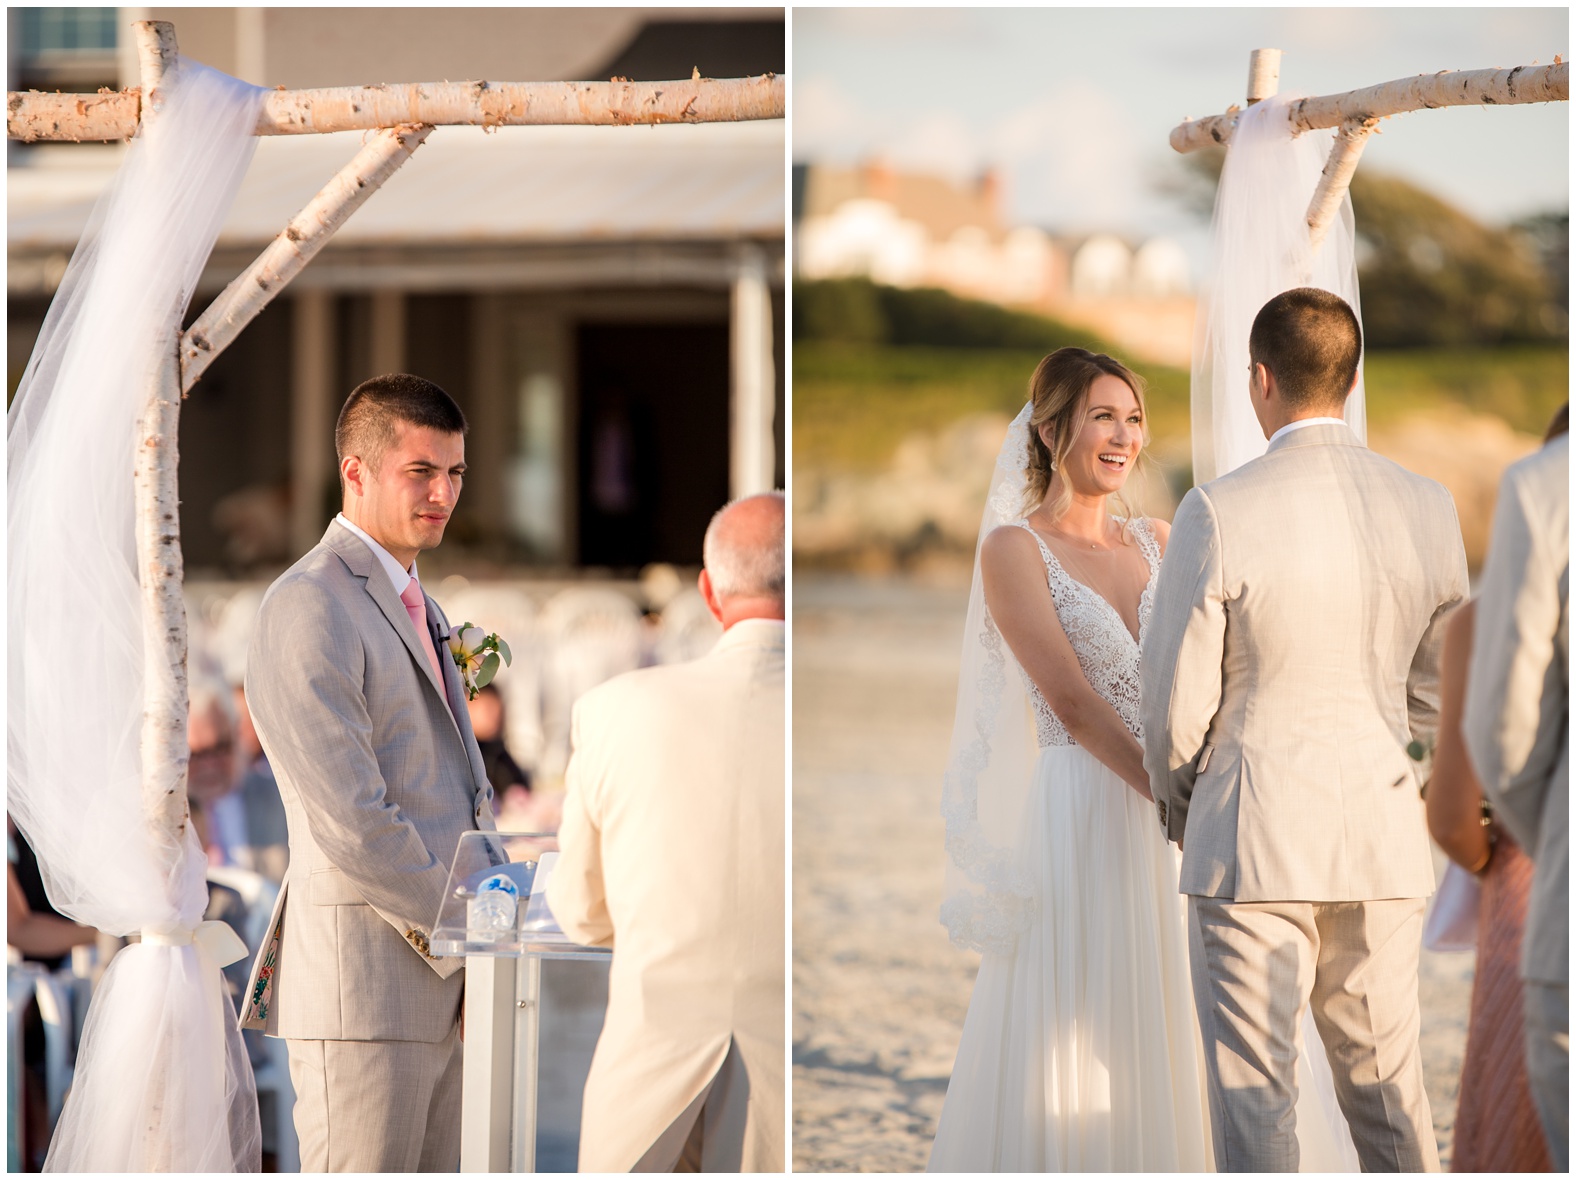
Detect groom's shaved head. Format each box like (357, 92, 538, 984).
(1249, 288, 1362, 413)
(335, 373, 467, 490)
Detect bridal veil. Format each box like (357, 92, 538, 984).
(8, 59, 266, 1170)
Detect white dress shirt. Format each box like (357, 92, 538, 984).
(335, 513, 418, 596)
(1269, 416, 1349, 446)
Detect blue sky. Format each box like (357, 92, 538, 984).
(793, 6, 1569, 258)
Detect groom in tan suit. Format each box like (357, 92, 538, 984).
(1142, 289, 1468, 1171)
(239, 374, 496, 1171)
(549, 493, 786, 1172)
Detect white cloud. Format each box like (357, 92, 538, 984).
(884, 110, 981, 185)
(985, 84, 1144, 232)
(793, 77, 874, 160)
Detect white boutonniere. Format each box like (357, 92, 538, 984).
(448, 623, 512, 701)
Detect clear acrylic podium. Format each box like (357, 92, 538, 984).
(431, 830, 611, 1172)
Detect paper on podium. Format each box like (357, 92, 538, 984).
(520, 851, 562, 934)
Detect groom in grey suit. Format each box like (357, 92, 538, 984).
(1142, 289, 1468, 1171)
(238, 374, 496, 1171)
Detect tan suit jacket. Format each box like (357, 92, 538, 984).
(548, 618, 785, 1172)
(1142, 423, 1469, 902)
(239, 521, 496, 1042)
(1465, 434, 1569, 985)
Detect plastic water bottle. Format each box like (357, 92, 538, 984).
(467, 872, 520, 941)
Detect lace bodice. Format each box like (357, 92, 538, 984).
(1011, 517, 1160, 747)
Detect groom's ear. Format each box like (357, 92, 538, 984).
(341, 454, 367, 500)
(1251, 362, 1275, 403)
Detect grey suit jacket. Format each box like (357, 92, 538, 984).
(238, 521, 496, 1042)
(1465, 434, 1569, 985)
(1141, 423, 1469, 902)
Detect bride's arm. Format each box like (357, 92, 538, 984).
(981, 526, 1153, 800)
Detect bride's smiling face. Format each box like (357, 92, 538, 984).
(1041, 374, 1144, 497)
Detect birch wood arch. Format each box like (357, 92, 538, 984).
(1172, 48, 1569, 252)
(9, 19, 785, 876)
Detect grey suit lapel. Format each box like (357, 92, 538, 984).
(323, 522, 458, 735)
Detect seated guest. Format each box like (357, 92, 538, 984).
(1426, 600, 1551, 1172)
(188, 677, 245, 867)
(466, 683, 531, 801)
(549, 493, 785, 1172)
(234, 687, 289, 885)
(7, 820, 96, 963)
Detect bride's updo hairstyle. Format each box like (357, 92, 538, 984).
(1024, 346, 1149, 530)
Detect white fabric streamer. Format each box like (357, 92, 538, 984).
(1191, 93, 1367, 484)
(8, 58, 266, 1171)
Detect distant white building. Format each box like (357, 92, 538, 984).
(794, 161, 1196, 363)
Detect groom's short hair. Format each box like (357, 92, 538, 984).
(335, 374, 468, 487)
(1249, 288, 1362, 412)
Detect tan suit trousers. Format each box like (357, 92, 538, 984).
(634, 1039, 772, 1173)
(1188, 897, 1439, 1172)
(286, 1026, 462, 1172)
(1524, 981, 1570, 1170)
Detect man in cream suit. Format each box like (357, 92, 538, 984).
(1464, 427, 1569, 1168)
(1141, 289, 1468, 1171)
(549, 493, 785, 1172)
(239, 374, 496, 1171)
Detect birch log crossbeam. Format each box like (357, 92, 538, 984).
(7, 74, 784, 142)
(1170, 61, 1568, 153)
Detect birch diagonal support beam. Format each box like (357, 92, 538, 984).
(8, 74, 784, 142)
(180, 123, 433, 392)
(1170, 60, 1568, 154)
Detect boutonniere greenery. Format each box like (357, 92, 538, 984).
(448, 624, 512, 701)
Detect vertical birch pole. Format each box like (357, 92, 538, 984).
(1245, 47, 1281, 104)
(131, 20, 194, 872)
(730, 242, 776, 498)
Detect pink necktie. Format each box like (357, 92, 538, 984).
(399, 577, 447, 690)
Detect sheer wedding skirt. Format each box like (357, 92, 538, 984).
(929, 744, 1359, 1172)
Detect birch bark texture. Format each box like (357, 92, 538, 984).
(1171, 61, 1569, 153)
(9, 74, 784, 142)
(130, 20, 193, 874)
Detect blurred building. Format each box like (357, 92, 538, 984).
(794, 160, 1195, 365)
(9, 7, 785, 576)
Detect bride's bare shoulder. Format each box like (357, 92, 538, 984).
(980, 522, 1045, 581)
(1147, 516, 1171, 555)
(982, 521, 1035, 558)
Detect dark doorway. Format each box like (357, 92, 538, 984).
(576, 322, 729, 569)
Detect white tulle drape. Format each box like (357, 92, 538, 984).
(8, 59, 266, 1171)
(1191, 92, 1367, 484)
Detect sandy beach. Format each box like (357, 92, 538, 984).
(792, 572, 1473, 1173)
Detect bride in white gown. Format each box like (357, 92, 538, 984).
(930, 347, 1357, 1172)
